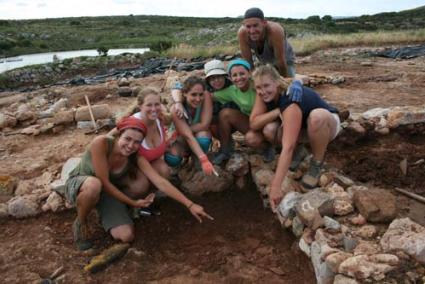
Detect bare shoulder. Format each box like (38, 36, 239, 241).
(90, 135, 110, 149)
(267, 21, 285, 35)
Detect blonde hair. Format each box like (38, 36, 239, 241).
(119, 86, 160, 120)
(252, 64, 292, 94)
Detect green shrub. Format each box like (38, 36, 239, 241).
(149, 40, 173, 52)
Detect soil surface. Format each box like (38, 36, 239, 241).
(1, 46, 425, 282)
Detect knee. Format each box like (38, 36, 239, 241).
(218, 108, 232, 121)
(263, 123, 278, 142)
(195, 136, 212, 153)
(110, 225, 135, 243)
(245, 131, 263, 148)
(79, 177, 102, 201)
(164, 152, 183, 167)
(156, 160, 171, 178)
(308, 110, 327, 131)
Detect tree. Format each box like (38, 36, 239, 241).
(97, 46, 109, 56)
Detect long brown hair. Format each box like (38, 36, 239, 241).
(252, 64, 292, 95)
(181, 76, 205, 103)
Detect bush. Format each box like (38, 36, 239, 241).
(149, 40, 173, 52)
(97, 46, 109, 56)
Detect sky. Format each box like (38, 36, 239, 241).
(0, 0, 424, 20)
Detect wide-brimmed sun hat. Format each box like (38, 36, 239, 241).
(204, 59, 227, 79)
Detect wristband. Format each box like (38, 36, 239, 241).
(187, 202, 194, 209)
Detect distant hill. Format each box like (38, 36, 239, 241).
(1, 5, 424, 57)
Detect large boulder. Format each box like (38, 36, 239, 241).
(181, 167, 233, 196)
(352, 188, 396, 223)
(8, 195, 40, 218)
(75, 104, 112, 121)
(338, 254, 399, 281)
(380, 218, 425, 264)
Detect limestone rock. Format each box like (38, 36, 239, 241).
(338, 254, 398, 281)
(353, 241, 381, 255)
(181, 168, 233, 196)
(75, 104, 112, 121)
(15, 104, 37, 122)
(296, 189, 334, 229)
(53, 109, 75, 125)
(380, 218, 425, 264)
(117, 77, 131, 87)
(311, 241, 336, 284)
(354, 225, 377, 239)
(0, 112, 17, 129)
(41, 192, 64, 212)
(8, 195, 40, 218)
(277, 191, 302, 219)
(333, 274, 359, 284)
(387, 106, 425, 128)
(325, 251, 353, 273)
(361, 108, 390, 120)
(346, 121, 366, 136)
(0, 175, 18, 196)
(252, 168, 274, 188)
(225, 153, 249, 177)
(117, 87, 133, 97)
(0, 203, 8, 218)
(353, 188, 396, 223)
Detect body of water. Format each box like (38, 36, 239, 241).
(0, 48, 149, 73)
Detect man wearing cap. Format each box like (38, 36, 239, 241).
(238, 7, 296, 77)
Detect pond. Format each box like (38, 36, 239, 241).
(0, 48, 149, 73)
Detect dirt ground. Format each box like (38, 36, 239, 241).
(0, 46, 424, 283)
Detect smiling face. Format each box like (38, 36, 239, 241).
(230, 65, 250, 91)
(139, 93, 162, 121)
(117, 128, 144, 156)
(254, 74, 279, 103)
(207, 75, 226, 91)
(242, 18, 266, 42)
(184, 83, 205, 108)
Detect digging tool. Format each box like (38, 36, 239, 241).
(84, 95, 98, 134)
(395, 187, 425, 204)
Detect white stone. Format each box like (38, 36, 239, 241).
(361, 108, 390, 120)
(8, 195, 40, 218)
(380, 218, 425, 264)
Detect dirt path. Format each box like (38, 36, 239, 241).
(1, 46, 424, 282)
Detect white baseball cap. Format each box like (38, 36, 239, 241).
(204, 59, 227, 79)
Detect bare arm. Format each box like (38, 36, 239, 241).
(137, 156, 213, 222)
(249, 94, 281, 130)
(90, 136, 138, 207)
(268, 22, 288, 77)
(190, 92, 213, 133)
(172, 111, 205, 159)
(269, 104, 302, 210)
(238, 26, 254, 68)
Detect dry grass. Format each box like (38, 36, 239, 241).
(165, 29, 425, 58)
(165, 44, 238, 59)
(291, 28, 425, 55)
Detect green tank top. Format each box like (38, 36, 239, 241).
(68, 136, 129, 182)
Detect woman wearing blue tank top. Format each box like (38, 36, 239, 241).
(165, 76, 215, 175)
(251, 65, 342, 210)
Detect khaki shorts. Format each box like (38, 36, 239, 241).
(65, 175, 133, 232)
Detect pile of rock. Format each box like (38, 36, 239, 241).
(246, 156, 424, 283)
(0, 88, 115, 135)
